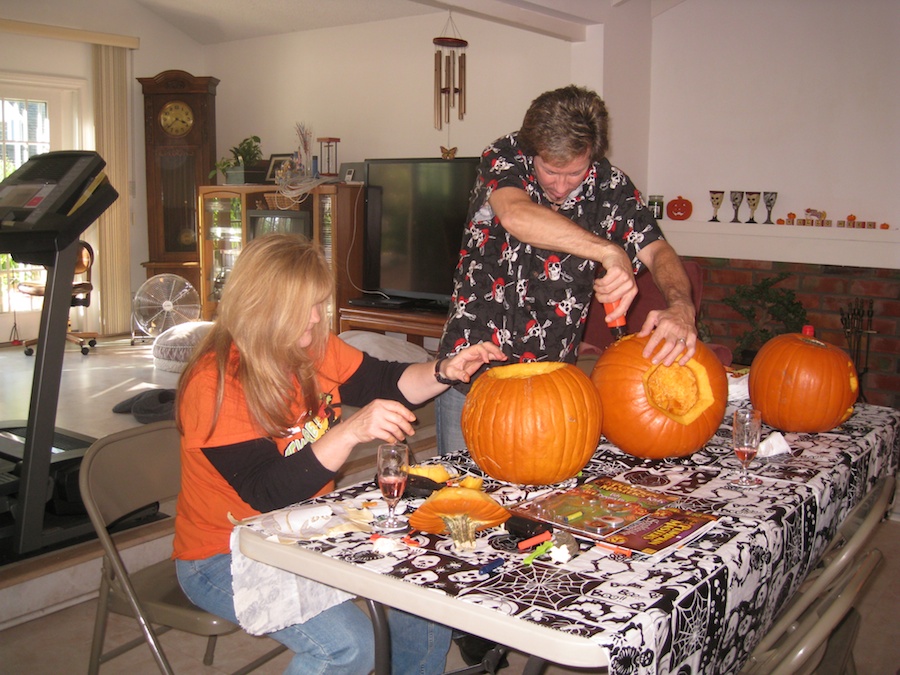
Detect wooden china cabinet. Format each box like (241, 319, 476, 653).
(196, 183, 365, 333)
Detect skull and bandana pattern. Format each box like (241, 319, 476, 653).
(438, 133, 664, 391)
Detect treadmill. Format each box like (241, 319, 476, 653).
(0, 151, 118, 555)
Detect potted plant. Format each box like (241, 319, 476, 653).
(723, 271, 807, 365)
(209, 135, 264, 184)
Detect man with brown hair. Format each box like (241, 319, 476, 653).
(436, 84, 697, 457)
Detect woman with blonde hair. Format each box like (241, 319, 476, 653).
(173, 234, 504, 674)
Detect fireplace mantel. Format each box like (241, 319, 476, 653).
(660, 221, 899, 270)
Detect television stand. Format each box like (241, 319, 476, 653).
(348, 295, 414, 309)
(338, 306, 447, 348)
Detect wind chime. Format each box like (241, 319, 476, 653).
(433, 13, 467, 131)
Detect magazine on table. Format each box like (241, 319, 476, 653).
(509, 476, 717, 555)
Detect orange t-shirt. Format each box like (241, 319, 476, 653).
(174, 335, 363, 560)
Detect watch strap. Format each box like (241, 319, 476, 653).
(434, 357, 460, 385)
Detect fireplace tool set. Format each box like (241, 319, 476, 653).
(840, 298, 875, 402)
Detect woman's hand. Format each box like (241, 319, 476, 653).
(340, 399, 418, 445)
(441, 341, 507, 383)
(311, 399, 417, 472)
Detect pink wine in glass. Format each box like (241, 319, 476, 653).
(377, 443, 409, 529)
(734, 446, 758, 465)
(379, 474, 406, 502)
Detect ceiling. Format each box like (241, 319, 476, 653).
(134, 0, 615, 44)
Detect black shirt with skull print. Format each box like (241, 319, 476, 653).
(438, 132, 664, 392)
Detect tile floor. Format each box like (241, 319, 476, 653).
(0, 337, 898, 674)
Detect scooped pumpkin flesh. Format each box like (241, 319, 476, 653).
(642, 358, 715, 425)
(408, 486, 509, 551)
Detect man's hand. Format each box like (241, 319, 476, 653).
(637, 302, 697, 366)
(592, 248, 638, 322)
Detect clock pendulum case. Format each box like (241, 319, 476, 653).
(138, 70, 219, 291)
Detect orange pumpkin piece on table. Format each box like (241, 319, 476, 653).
(590, 334, 727, 459)
(407, 464, 452, 483)
(408, 486, 509, 551)
(460, 362, 603, 486)
(749, 333, 858, 433)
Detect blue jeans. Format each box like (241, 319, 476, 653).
(176, 554, 450, 675)
(435, 387, 467, 456)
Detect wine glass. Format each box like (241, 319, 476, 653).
(763, 191, 778, 224)
(729, 191, 744, 223)
(709, 191, 725, 222)
(745, 192, 761, 223)
(377, 443, 409, 530)
(731, 408, 762, 488)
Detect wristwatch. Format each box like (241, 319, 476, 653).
(434, 358, 460, 385)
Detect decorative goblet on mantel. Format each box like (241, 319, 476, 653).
(745, 192, 761, 223)
(730, 191, 744, 223)
(763, 192, 778, 224)
(709, 191, 725, 222)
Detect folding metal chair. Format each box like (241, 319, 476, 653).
(741, 548, 882, 675)
(742, 475, 894, 674)
(78, 420, 286, 674)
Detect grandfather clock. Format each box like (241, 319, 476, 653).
(138, 70, 219, 291)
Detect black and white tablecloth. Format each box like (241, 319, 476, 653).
(247, 403, 899, 675)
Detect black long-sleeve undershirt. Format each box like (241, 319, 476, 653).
(201, 353, 415, 512)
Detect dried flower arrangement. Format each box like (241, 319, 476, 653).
(274, 122, 327, 206)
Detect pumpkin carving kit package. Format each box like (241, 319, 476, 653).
(509, 476, 718, 556)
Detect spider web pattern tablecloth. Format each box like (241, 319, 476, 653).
(243, 403, 898, 675)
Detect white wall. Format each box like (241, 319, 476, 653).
(2, 0, 897, 308)
(0, 0, 211, 297)
(0, 0, 607, 302)
(648, 0, 899, 226)
(204, 13, 577, 163)
(599, 1, 652, 191)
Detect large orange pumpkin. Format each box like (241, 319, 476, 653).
(461, 362, 602, 486)
(590, 334, 727, 459)
(749, 333, 858, 432)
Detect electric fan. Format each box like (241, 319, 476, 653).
(131, 274, 201, 345)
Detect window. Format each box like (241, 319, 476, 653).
(1, 95, 51, 314)
(0, 73, 82, 321)
(2, 97, 50, 173)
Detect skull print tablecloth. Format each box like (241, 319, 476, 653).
(236, 403, 898, 675)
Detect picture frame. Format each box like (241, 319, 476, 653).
(265, 154, 293, 183)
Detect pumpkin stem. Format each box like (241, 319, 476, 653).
(440, 514, 480, 551)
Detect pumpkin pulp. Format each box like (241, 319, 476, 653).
(483, 361, 567, 379)
(642, 359, 716, 425)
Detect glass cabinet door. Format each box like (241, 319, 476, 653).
(205, 196, 242, 303)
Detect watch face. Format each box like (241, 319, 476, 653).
(159, 100, 194, 137)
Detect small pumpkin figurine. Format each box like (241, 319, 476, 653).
(408, 486, 509, 551)
(461, 362, 603, 486)
(749, 333, 858, 432)
(666, 196, 693, 220)
(590, 334, 727, 459)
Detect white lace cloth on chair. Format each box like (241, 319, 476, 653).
(229, 502, 364, 635)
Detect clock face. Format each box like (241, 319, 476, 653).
(159, 100, 194, 137)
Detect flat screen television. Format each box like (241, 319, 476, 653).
(358, 157, 479, 310)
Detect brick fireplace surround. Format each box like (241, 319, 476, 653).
(689, 256, 899, 410)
